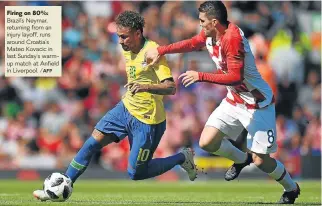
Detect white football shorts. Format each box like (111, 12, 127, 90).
(205, 99, 277, 154)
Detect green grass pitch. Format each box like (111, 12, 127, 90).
(0, 179, 320, 205)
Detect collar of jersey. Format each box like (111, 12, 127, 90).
(131, 38, 148, 55)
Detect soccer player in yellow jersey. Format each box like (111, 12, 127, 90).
(33, 11, 197, 202)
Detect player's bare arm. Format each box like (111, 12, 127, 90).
(146, 78, 176, 95)
(124, 78, 176, 95)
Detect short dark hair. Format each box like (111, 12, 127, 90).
(115, 11, 145, 33)
(198, 1, 228, 25)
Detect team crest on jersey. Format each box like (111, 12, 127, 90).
(142, 61, 147, 67)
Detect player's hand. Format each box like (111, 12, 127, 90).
(145, 48, 161, 67)
(124, 82, 149, 95)
(178, 71, 200, 87)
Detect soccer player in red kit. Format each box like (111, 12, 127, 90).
(145, 1, 300, 204)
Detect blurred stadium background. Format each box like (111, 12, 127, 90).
(0, 1, 320, 183)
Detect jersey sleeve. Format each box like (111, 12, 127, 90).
(157, 30, 206, 55)
(198, 34, 245, 85)
(154, 56, 173, 82)
(223, 33, 245, 80)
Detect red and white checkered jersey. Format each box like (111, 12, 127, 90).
(158, 22, 274, 109)
(204, 23, 274, 109)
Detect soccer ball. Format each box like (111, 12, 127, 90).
(43, 172, 73, 202)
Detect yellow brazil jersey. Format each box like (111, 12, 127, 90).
(122, 39, 173, 125)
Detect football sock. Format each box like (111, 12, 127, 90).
(213, 138, 247, 163)
(65, 136, 102, 183)
(268, 160, 297, 192)
(128, 153, 185, 180)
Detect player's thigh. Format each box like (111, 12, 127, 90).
(203, 100, 244, 145)
(127, 119, 166, 171)
(199, 126, 225, 150)
(239, 104, 277, 154)
(94, 101, 129, 144)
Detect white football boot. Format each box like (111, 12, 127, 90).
(33, 190, 50, 201)
(180, 148, 197, 181)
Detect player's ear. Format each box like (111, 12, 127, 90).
(135, 30, 141, 38)
(212, 19, 217, 26)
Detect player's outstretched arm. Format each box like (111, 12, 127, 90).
(146, 31, 206, 66)
(200, 37, 245, 85)
(124, 78, 176, 96)
(198, 67, 243, 86)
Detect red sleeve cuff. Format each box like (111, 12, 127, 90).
(198, 72, 204, 81)
(157, 46, 165, 56)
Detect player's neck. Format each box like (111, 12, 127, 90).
(132, 37, 146, 54)
(215, 23, 229, 41)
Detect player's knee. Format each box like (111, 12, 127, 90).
(128, 165, 148, 181)
(199, 140, 212, 152)
(92, 129, 118, 146)
(252, 154, 264, 166)
(199, 137, 220, 152)
(128, 169, 146, 181)
(128, 170, 140, 180)
(92, 129, 105, 141)
(252, 153, 276, 173)
(199, 127, 223, 152)
(199, 135, 212, 151)
(252, 153, 271, 166)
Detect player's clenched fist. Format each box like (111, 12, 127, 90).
(145, 47, 161, 66)
(124, 82, 149, 95)
(178, 71, 200, 87)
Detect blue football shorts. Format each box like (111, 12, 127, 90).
(95, 101, 166, 172)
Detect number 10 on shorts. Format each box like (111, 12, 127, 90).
(137, 148, 150, 162)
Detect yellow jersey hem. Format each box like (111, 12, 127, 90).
(122, 100, 166, 125)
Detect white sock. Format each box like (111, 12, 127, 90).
(213, 138, 247, 163)
(268, 160, 297, 192)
